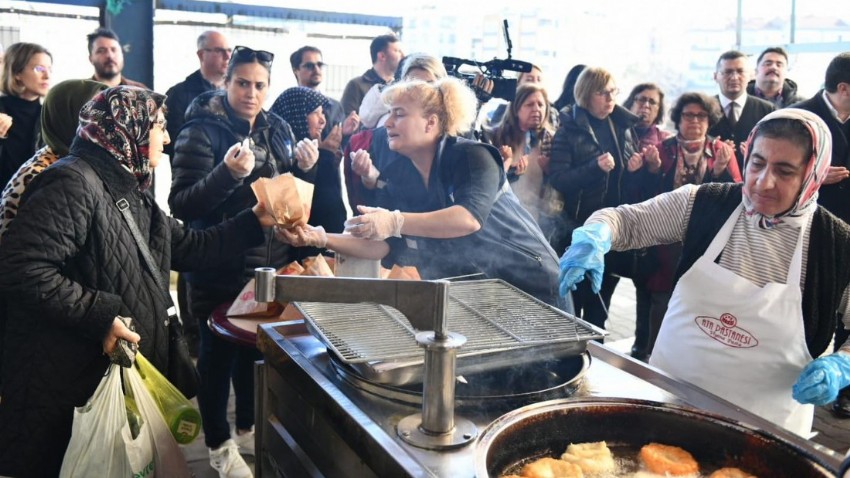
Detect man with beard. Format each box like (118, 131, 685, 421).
(747, 47, 804, 108)
(86, 28, 147, 89)
(340, 33, 403, 116)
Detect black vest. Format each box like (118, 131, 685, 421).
(674, 183, 850, 357)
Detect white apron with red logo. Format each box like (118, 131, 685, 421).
(649, 204, 814, 436)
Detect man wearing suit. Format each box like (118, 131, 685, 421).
(709, 50, 776, 171)
(793, 52, 850, 418)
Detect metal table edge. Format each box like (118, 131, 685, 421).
(257, 323, 434, 477)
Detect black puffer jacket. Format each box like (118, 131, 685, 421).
(0, 140, 264, 477)
(164, 69, 216, 158)
(169, 90, 314, 296)
(746, 78, 805, 108)
(548, 104, 640, 225)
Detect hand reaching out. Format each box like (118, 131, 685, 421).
(275, 225, 328, 248)
(252, 197, 276, 227)
(344, 205, 404, 240)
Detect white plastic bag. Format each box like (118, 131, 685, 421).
(124, 359, 192, 478)
(59, 364, 155, 477)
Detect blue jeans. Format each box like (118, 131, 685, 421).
(189, 283, 262, 449)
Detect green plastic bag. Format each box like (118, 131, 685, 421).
(135, 353, 202, 444)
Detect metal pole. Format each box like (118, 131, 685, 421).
(736, 0, 743, 50)
(790, 0, 797, 45)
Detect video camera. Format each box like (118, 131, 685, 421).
(442, 20, 533, 102)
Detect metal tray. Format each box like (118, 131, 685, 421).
(295, 280, 605, 385)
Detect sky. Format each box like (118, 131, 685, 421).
(224, 0, 850, 22)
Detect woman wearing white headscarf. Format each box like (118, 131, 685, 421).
(558, 108, 850, 437)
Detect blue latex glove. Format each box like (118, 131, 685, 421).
(558, 222, 612, 297)
(792, 352, 850, 406)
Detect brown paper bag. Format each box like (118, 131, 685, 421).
(226, 262, 303, 318)
(302, 255, 334, 277)
(226, 281, 285, 318)
(387, 265, 421, 280)
(251, 173, 315, 229)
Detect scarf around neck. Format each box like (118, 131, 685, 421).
(740, 108, 832, 229)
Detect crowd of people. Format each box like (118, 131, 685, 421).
(0, 24, 847, 477)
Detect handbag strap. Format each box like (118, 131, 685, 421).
(115, 197, 179, 322)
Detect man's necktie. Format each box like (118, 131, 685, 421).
(726, 102, 739, 127)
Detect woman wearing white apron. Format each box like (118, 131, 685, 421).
(558, 108, 850, 437)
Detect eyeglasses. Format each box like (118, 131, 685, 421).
(151, 116, 167, 130)
(230, 46, 274, 68)
(681, 112, 709, 121)
(202, 47, 233, 58)
(595, 87, 619, 98)
(300, 61, 325, 70)
(33, 65, 52, 75)
(634, 96, 658, 106)
(719, 68, 745, 78)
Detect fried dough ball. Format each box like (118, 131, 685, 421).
(560, 441, 615, 474)
(520, 457, 584, 478)
(709, 467, 757, 478)
(639, 443, 699, 476)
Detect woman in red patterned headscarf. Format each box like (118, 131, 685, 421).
(0, 86, 275, 476)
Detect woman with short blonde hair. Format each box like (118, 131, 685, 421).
(280, 76, 568, 308)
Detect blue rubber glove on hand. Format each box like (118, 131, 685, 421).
(558, 222, 612, 297)
(792, 352, 850, 406)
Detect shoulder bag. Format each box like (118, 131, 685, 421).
(115, 197, 200, 399)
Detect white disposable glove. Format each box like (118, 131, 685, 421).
(295, 138, 319, 171)
(223, 137, 255, 179)
(344, 205, 404, 241)
(274, 225, 328, 248)
(350, 149, 380, 188)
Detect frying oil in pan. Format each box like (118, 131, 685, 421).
(500, 443, 731, 477)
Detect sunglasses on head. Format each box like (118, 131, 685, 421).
(230, 46, 275, 68)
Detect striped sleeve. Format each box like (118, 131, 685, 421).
(587, 184, 697, 251)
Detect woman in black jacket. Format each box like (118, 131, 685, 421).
(0, 86, 273, 477)
(0, 42, 52, 188)
(548, 66, 640, 330)
(168, 46, 318, 474)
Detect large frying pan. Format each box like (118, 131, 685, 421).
(475, 398, 842, 477)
